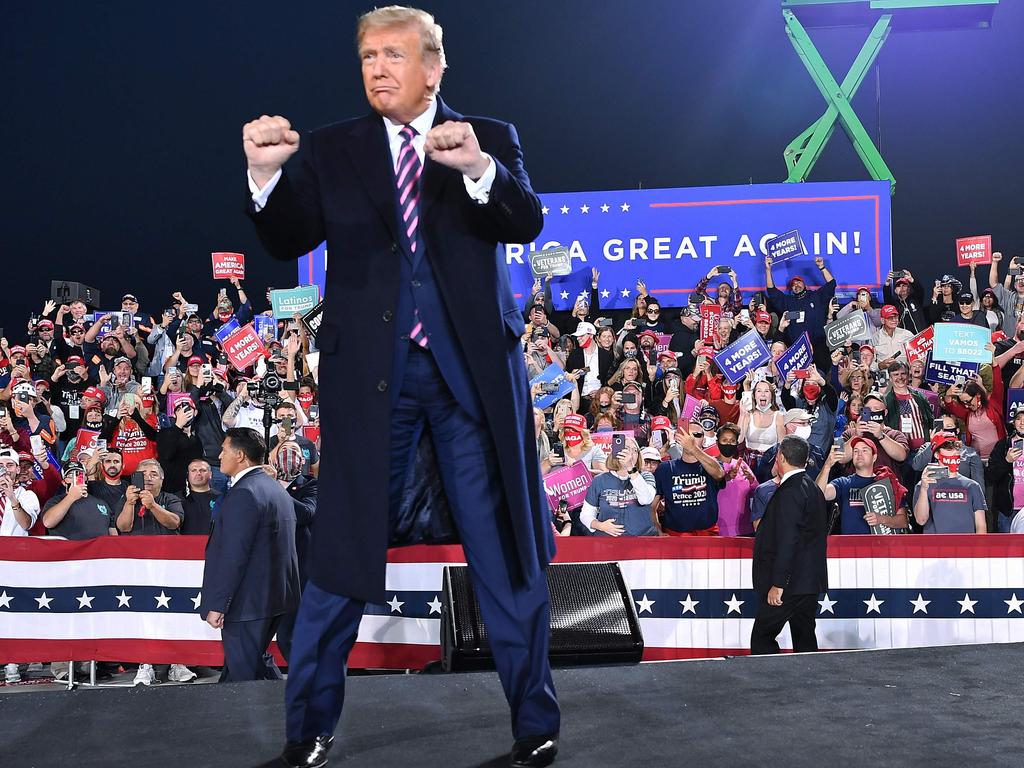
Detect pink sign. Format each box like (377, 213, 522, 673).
(655, 334, 673, 356)
(681, 394, 701, 420)
(212, 252, 246, 279)
(956, 236, 992, 267)
(223, 324, 267, 371)
(543, 462, 593, 513)
(590, 430, 632, 450)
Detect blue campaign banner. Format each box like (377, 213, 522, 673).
(270, 286, 321, 319)
(713, 329, 772, 385)
(300, 180, 892, 312)
(253, 314, 277, 344)
(931, 323, 992, 364)
(924, 358, 979, 387)
(213, 317, 241, 345)
(776, 332, 813, 380)
(765, 229, 806, 265)
(530, 363, 575, 410)
(1007, 388, 1024, 420)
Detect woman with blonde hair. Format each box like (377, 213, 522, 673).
(557, 414, 607, 473)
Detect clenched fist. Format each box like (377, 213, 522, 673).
(242, 115, 300, 186)
(424, 121, 490, 179)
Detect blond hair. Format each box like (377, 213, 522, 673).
(356, 6, 447, 90)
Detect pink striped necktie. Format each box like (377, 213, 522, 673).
(397, 125, 428, 349)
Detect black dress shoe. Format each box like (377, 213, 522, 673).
(280, 735, 334, 767)
(509, 735, 558, 767)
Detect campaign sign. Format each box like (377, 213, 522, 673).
(713, 329, 771, 385)
(765, 229, 806, 265)
(223, 324, 267, 372)
(74, 428, 100, 458)
(529, 246, 572, 278)
(932, 322, 992, 364)
(824, 309, 870, 350)
(253, 314, 277, 344)
(271, 286, 321, 319)
(590, 430, 633, 450)
(924, 358, 979, 387)
(1006, 388, 1024, 421)
(213, 317, 241, 346)
(530, 363, 575, 410)
(700, 304, 722, 342)
(904, 326, 934, 364)
(776, 332, 813, 380)
(211, 252, 246, 279)
(681, 394, 701, 421)
(302, 424, 321, 444)
(656, 334, 673, 357)
(166, 392, 193, 416)
(862, 478, 904, 535)
(543, 462, 594, 514)
(301, 300, 324, 339)
(955, 235, 992, 267)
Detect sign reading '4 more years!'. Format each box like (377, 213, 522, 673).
(955, 236, 992, 267)
(223, 324, 267, 371)
(713, 330, 771, 385)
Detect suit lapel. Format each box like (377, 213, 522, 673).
(344, 113, 404, 253)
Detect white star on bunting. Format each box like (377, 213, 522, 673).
(621, 202, 630, 212)
(679, 594, 699, 615)
(387, 595, 404, 614)
(559, 205, 569, 215)
(620, 288, 631, 298)
(910, 594, 931, 614)
(817, 594, 836, 614)
(76, 591, 95, 610)
(154, 591, 171, 609)
(427, 596, 443, 615)
(35, 592, 53, 610)
(541, 206, 549, 215)
(559, 291, 569, 300)
(863, 594, 884, 614)
(600, 204, 610, 213)
(0, 590, 12, 609)
(192, 593, 203, 610)
(115, 590, 132, 608)
(957, 593, 978, 614)
(635, 594, 655, 614)
(580, 204, 590, 214)
(600, 289, 610, 299)
(724, 594, 744, 615)
(1005, 594, 1024, 614)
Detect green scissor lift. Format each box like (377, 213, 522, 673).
(781, 0, 999, 195)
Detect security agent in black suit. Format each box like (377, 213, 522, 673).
(200, 428, 300, 681)
(750, 435, 829, 655)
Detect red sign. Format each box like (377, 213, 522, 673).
(74, 428, 99, 460)
(956, 235, 992, 267)
(211, 252, 246, 279)
(542, 462, 593, 513)
(302, 425, 321, 444)
(904, 326, 934, 364)
(223, 324, 267, 371)
(700, 304, 722, 343)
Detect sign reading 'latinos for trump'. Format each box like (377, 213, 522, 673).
(270, 286, 320, 319)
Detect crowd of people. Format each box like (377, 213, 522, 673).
(528, 253, 1024, 541)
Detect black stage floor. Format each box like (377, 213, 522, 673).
(3, 643, 1021, 767)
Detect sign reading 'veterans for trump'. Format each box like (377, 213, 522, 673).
(824, 309, 870, 350)
(713, 330, 771, 385)
(529, 246, 572, 278)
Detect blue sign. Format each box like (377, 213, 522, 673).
(300, 180, 893, 312)
(213, 317, 241, 345)
(253, 315, 277, 344)
(530, 363, 576, 410)
(766, 229, 806, 265)
(776, 332, 814, 380)
(924, 358, 979, 387)
(932, 323, 992, 364)
(713, 329, 772, 385)
(270, 286, 320, 319)
(1007, 388, 1024, 421)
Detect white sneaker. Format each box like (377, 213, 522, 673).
(4, 663, 20, 684)
(168, 664, 197, 682)
(133, 664, 156, 686)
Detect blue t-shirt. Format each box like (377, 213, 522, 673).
(829, 474, 876, 534)
(584, 471, 658, 537)
(654, 459, 721, 533)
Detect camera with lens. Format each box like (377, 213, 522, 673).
(247, 372, 298, 407)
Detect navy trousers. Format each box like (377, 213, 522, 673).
(285, 344, 559, 743)
(220, 615, 284, 682)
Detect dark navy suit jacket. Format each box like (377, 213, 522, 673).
(201, 468, 300, 622)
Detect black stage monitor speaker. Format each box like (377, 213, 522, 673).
(441, 562, 644, 672)
(51, 280, 101, 308)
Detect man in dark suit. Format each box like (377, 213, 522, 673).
(241, 7, 559, 767)
(200, 428, 300, 682)
(750, 434, 829, 655)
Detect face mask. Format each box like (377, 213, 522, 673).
(793, 425, 812, 440)
(579, 336, 592, 349)
(594, 426, 613, 433)
(297, 393, 315, 410)
(937, 453, 960, 474)
(717, 442, 738, 458)
(756, 403, 772, 413)
(599, 404, 610, 411)
(624, 349, 637, 359)
(564, 432, 583, 448)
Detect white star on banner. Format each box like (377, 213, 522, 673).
(724, 594, 744, 615)
(580, 204, 590, 214)
(0, 590, 12, 609)
(635, 594, 655, 614)
(559, 205, 569, 215)
(559, 290, 569, 300)
(958, 593, 978, 614)
(620, 288, 631, 298)
(427, 596, 443, 615)
(154, 591, 171, 609)
(76, 591, 95, 610)
(600, 204, 610, 213)
(192, 593, 202, 610)
(387, 595, 404, 614)
(817, 594, 836, 614)
(910, 594, 931, 614)
(600, 289, 610, 299)
(35, 592, 53, 610)
(541, 206, 549, 215)
(1005, 594, 1024, 614)
(863, 594, 884, 614)
(115, 590, 132, 608)
(679, 594, 699, 614)
(621, 202, 630, 212)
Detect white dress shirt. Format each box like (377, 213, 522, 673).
(0, 487, 41, 537)
(229, 465, 264, 487)
(779, 468, 806, 485)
